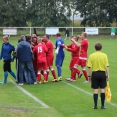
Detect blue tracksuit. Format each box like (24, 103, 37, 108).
(0, 42, 15, 60)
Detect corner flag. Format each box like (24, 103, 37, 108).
(105, 81, 112, 102)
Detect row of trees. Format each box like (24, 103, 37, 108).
(0, 0, 117, 27)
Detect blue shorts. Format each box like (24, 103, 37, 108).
(55, 56, 64, 67)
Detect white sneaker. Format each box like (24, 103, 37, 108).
(66, 78, 71, 81)
(34, 82, 38, 84)
(19, 83, 23, 86)
(70, 79, 76, 82)
(83, 80, 89, 83)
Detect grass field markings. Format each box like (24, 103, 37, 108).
(49, 75, 117, 108)
(10, 79, 49, 108)
(62, 81, 117, 108)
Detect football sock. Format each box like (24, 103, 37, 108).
(71, 68, 76, 79)
(46, 71, 49, 81)
(101, 93, 105, 106)
(51, 69, 57, 79)
(93, 94, 98, 107)
(37, 72, 41, 82)
(43, 71, 47, 81)
(57, 66, 62, 77)
(9, 70, 16, 79)
(82, 70, 89, 81)
(4, 71, 8, 84)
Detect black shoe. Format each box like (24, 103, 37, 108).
(101, 106, 106, 109)
(93, 106, 98, 109)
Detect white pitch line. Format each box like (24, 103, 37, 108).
(10, 79, 49, 108)
(50, 74, 117, 108)
(62, 81, 117, 108)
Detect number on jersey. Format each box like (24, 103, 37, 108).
(38, 46, 42, 53)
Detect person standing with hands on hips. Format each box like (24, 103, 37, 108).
(87, 42, 109, 109)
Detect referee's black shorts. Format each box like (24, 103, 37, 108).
(3, 60, 11, 72)
(91, 71, 107, 89)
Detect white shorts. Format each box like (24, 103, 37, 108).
(111, 33, 115, 36)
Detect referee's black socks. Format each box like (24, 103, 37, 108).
(93, 94, 98, 107)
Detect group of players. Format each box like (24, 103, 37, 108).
(28, 32, 89, 84)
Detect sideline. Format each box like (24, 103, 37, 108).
(10, 79, 49, 108)
(62, 81, 117, 108)
(50, 75, 117, 108)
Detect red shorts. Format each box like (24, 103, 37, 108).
(37, 62, 47, 70)
(69, 57, 79, 69)
(46, 56, 54, 67)
(75, 59, 87, 67)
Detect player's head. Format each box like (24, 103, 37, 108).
(37, 38, 42, 44)
(94, 42, 102, 51)
(42, 34, 49, 43)
(32, 36, 37, 43)
(36, 34, 40, 38)
(32, 34, 36, 37)
(81, 32, 87, 39)
(45, 34, 49, 39)
(3, 35, 9, 43)
(26, 35, 32, 43)
(56, 32, 61, 37)
(71, 36, 79, 42)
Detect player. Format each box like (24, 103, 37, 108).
(42, 34, 57, 82)
(71, 32, 89, 83)
(55, 32, 65, 81)
(32, 35, 38, 76)
(64, 36, 81, 82)
(33, 38, 48, 83)
(110, 27, 116, 39)
(0, 36, 16, 84)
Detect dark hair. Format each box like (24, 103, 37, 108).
(56, 32, 61, 37)
(45, 34, 49, 39)
(94, 42, 102, 51)
(26, 35, 31, 42)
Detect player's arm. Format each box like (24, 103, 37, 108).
(71, 38, 81, 47)
(55, 40, 61, 54)
(67, 46, 79, 52)
(0, 44, 3, 60)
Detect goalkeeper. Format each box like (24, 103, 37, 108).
(55, 33, 65, 81)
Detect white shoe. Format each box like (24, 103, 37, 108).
(66, 78, 71, 81)
(34, 82, 38, 84)
(19, 83, 23, 86)
(70, 79, 76, 82)
(83, 80, 89, 83)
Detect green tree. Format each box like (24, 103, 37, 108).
(0, 0, 27, 26)
(75, 0, 117, 27)
(27, 0, 71, 27)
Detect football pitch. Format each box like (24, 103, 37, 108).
(0, 35, 117, 117)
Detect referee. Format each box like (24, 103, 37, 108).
(87, 42, 109, 109)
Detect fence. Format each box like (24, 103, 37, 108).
(0, 27, 116, 36)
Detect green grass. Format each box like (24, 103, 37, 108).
(0, 35, 117, 117)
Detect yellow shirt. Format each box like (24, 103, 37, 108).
(87, 51, 109, 71)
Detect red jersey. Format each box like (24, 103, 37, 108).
(67, 43, 80, 58)
(80, 39, 88, 59)
(33, 43, 48, 63)
(45, 40, 54, 57)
